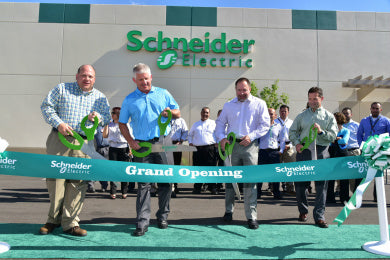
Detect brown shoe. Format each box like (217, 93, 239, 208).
(64, 226, 87, 236)
(315, 220, 329, 228)
(298, 213, 308, 222)
(39, 223, 60, 235)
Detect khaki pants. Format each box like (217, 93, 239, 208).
(45, 129, 89, 230)
(225, 141, 258, 220)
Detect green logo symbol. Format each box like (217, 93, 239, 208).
(157, 50, 178, 69)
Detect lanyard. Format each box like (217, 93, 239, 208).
(369, 116, 380, 135)
(277, 118, 285, 127)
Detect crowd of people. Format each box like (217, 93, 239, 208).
(39, 63, 390, 237)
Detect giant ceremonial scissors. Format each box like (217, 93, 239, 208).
(218, 132, 241, 200)
(58, 115, 106, 160)
(131, 110, 196, 163)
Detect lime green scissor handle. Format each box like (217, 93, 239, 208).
(131, 142, 153, 158)
(132, 109, 173, 158)
(158, 109, 172, 136)
(300, 124, 318, 152)
(218, 132, 236, 161)
(58, 115, 99, 150)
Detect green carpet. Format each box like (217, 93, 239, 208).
(0, 223, 388, 259)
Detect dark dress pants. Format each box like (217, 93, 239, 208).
(295, 145, 329, 222)
(257, 149, 281, 199)
(193, 145, 217, 191)
(327, 144, 350, 203)
(133, 147, 171, 229)
(109, 147, 130, 195)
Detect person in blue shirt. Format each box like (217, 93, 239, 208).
(342, 107, 361, 193)
(118, 63, 180, 237)
(257, 108, 286, 200)
(357, 102, 390, 145)
(357, 102, 390, 201)
(327, 112, 350, 204)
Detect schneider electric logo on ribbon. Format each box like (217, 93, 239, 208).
(126, 31, 255, 70)
(275, 165, 316, 177)
(51, 160, 93, 174)
(0, 156, 17, 170)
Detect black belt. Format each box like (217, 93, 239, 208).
(196, 144, 215, 148)
(261, 148, 278, 152)
(52, 127, 88, 139)
(347, 148, 359, 151)
(135, 137, 159, 143)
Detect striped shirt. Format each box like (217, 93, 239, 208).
(41, 82, 111, 135)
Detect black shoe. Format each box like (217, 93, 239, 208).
(223, 212, 233, 222)
(171, 191, 177, 198)
(157, 220, 168, 229)
(247, 219, 259, 229)
(133, 226, 148, 236)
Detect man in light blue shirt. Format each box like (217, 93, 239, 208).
(342, 107, 360, 153)
(342, 107, 361, 193)
(258, 108, 286, 199)
(119, 63, 180, 237)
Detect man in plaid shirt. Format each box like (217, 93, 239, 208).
(40, 65, 110, 236)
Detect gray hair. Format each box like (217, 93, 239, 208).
(133, 63, 151, 77)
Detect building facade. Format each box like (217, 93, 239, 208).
(1, 2, 390, 152)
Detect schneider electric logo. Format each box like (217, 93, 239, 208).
(0, 156, 17, 170)
(157, 50, 178, 69)
(127, 30, 255, 69)
(51, 161, 92, 174)
(275, 165, 316, 177)
(347, 161, 368, 173)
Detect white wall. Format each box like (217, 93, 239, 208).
(1, 3, 390, 149)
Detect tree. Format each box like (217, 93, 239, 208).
(253, 79, 289, 110)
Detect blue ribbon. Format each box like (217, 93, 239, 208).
(0, 151, 367, 183)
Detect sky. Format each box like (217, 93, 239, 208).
(5, 0, 390, 12)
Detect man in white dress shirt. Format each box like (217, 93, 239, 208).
(188, 107, 218, 194)
(215, 77, 270, 229)
(276, 105, 295, 193)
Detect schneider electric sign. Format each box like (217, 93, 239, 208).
(127, 30, 255, 70)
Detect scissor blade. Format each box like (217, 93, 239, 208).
(224, 155, 241, 201)
(81, 140, 107, 160)
(162, 135, 174, 165)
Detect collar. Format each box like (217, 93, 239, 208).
(75, 82, 94, 95)
(135, 86, 155, 96)
(370, 115, 381, 120)
(232, 94, 254, 103)
(308, 106, 324, 114)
